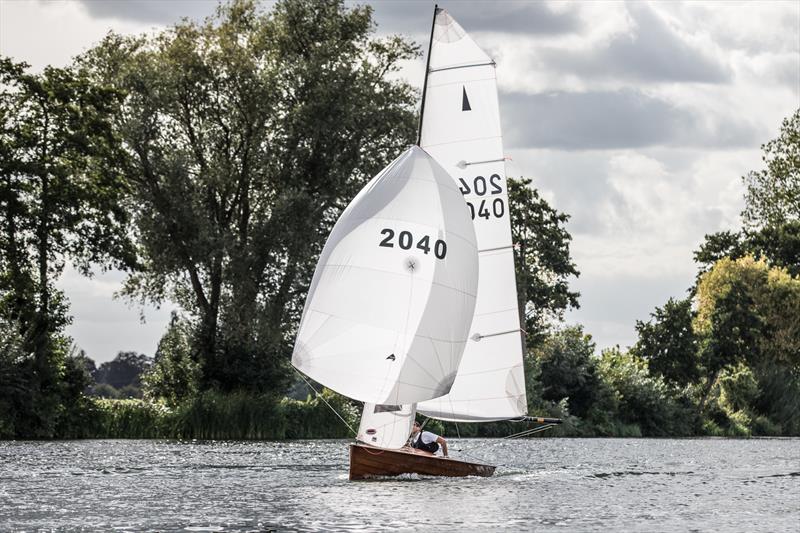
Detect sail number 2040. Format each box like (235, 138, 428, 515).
(379, 229, 447, 259)
(459, 174, 505, 220)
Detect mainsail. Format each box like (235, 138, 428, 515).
(417, 8, 527, 422)
(292, 146, 478, 406)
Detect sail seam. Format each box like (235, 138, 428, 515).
(318, 264, 478, 298)
(472, 306, 519, 317)
(429, 61, 495, 73)
(422, 135, 502, 149)
(427, 75, 496, 89)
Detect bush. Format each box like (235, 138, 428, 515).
(88, 398, 173, 438)
(598, 348, 694, 436)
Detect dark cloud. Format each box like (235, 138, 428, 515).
(501, 89, 758, 151)
(70, 0, 579, 34)
(74, 0, 222, 25)
(540, 3, 731, 84)
(366, 1, 581, 37)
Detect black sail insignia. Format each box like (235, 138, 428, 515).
(462, 86, 471, 111)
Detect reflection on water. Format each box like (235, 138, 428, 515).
(1, 438, 798, 532)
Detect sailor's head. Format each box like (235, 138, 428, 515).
(412, 421, 421, 433)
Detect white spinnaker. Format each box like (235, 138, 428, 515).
(357, 403, 416, 449)
(292, 146, 478, 405)
(418, 9, 527, 422)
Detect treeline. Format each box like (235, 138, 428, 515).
(499, 111, 798, 439)
(1, 0, 797, 441)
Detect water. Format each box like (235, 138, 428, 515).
(1, 438, 798, 532)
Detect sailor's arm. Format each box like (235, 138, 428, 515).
(437, 436, 448, 457)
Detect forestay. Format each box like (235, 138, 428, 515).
(418, 8, 527, 422)
(292, 146, 478, 406)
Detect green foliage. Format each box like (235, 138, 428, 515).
(532, 325, 603, 418)
(94, 351, 152, 389)
(0, 55, 134, 438)
(142, 313, 200, 407)
(696, 256, 800, 371)
(597, 348, 693, 436)
(717, 362, 759, 414)
(694, 223, 800, 278)
(81, 388, 357, 440)
(631, 297, 699, 387)
(508, 177, 580, 346)
(88, 398, 173, 438)
(697, 274, 762, 382)
(281, 388, 358, 439)
(742, 109, 799, 230)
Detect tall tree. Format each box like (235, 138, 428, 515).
(631, 297, 699, 387)
(742, 109, 799, 231)
(80, 0, 419, 393)
(0, 57, 131, 436)
(508, 177, 580, 347)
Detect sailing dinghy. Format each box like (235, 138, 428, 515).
(293, 7, 557, 480)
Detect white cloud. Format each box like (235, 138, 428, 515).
(58, 267, 174, 362)
(0, 1, 164, 70)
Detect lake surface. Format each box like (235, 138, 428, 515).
(1, 438, 798, 532)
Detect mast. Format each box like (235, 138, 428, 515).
(416, 4, 439, 146)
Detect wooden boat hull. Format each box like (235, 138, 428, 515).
(349, 443, 495, 480)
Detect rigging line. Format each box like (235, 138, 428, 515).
(503, 424, 557, 440)
(292, 367, 357, 437)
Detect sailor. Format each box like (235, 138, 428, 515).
(410, 421, 449, 458)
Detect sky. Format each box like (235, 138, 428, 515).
(1, 0, 798, 363)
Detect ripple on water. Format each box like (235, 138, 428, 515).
(0, 438, 798, 532)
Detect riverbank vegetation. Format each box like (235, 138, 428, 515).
(1, 0, 798, 440)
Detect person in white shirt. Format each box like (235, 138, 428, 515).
(409, 420, 448, 457)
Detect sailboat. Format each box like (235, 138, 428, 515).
(293, 6, 556, 480)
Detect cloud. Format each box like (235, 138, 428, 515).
(538, 3, 732, 84)
(501, 89, 759, 151)
(565, 271, 693, 352)
(369, 0, 581, 37)
(74, 0, 220, 25)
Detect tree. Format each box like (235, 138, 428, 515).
(742, 109, 799, 230)
(696, 256, 799, 371)
(631, 297, 699, 387)
(693, 230, 747, 276)
(598, 347, 692, 436)
(143, 313, 199, 407)
(694, 111, 800, 279)
(80, 0, 418, 394)
(533, 325, 602, 418)
(694, 224, 800, 278)
(509, 177, 580, 347)
(0, 57, 134, 437)
(94, 351, 152, 390)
